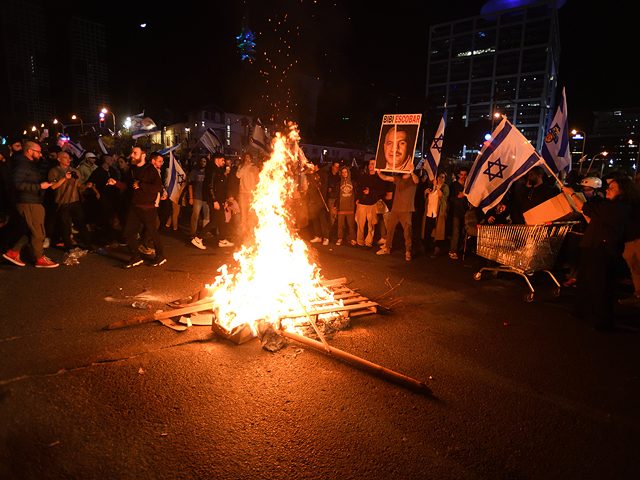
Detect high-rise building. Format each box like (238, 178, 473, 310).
(426, 0, 562, 157)
(1, 0, 53, 128)
(69, 17, 110, 121)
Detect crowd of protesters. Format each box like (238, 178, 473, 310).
(2, 135, 640, 330)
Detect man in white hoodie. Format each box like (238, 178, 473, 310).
(235, 152, 260, 239)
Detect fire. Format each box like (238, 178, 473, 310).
(207, 124, 342, 334)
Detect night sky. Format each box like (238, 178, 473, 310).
(39, 0, 640, 141)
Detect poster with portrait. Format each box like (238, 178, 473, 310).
(374, 114, 421, 173)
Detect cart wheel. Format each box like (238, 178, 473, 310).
(524, 292, 535, 302)
(490, 270, 498, 278)
(551, 288, 561, 297)
(473, 272, 482, 281)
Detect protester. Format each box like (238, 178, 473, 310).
(108, 146, 166, 267)
(48, 151, 93, 251)
(192, 152, 234, 250)
(448, 167, 469, 259)
(376, 170, 419, 261)
(3, 141, 58, 268)
(422, 171, 449, 257)
(306, 163, 330, 245)
(562, 177, 640, 330)
(77, 152, 98, 183)
(324, 161, 341, 229)
(189, 156, 210, 240)
(355, 159, 385, 247)
(335, 166, 356, 246)
(235, 152, 260, 239)
(511, 166, 559, 224)
(620, 192, 640, 306)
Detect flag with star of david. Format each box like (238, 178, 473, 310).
(131, 113, 159, 139)
(166, 149, 186, 203)
(540, 87, 571, 174)
(465, 118, 545, 212)
(422, 108, 446, 181)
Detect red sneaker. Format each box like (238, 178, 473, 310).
(35, 255, 59, 268)
(3, 250, 25, 267)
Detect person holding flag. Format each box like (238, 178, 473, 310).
(163, 146, 186, 231)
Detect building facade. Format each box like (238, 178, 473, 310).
(426, 0, 561, 157)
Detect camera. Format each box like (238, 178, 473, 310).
(69, 171, 79, 179)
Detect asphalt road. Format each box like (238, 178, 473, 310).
(1, 230, 639, 479)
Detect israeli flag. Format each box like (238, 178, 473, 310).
(131, 113, 159, 139)
(465, 118, 544, 212)
(67, 140, 86, 158)
(540, 87, 571, 174)
(165, 150, 186, 203)
(157, 144, 180, 156)
(251, 118, 271, 153)
(93, 127, 108, 154)
(200, 128, 222, 154)
(423, 107, 446, 181)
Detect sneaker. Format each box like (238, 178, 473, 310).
(124, 255, 143, 269)
(336, 239, 343, 246)
(405, 252, 412, 261)
(218, 239, 234, 247)
(3, 250, 25, 267)
(35, 255, 59, 268)
(449, 252, 458, 260)
(376, 248, 390, 255)
(365, 243, 372, 248)
(310, 236, 322, 243)
(377, 238, 386, 245)
(191, 237, 206, 250)
(350, 240, 357, 246)
(43, 237, 50, 248)
(322, 238, 329, 246)
(139, 245, 155, 256)
(150, 255, 167, 267)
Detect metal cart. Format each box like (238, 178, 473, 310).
(473, 222, 577, 302)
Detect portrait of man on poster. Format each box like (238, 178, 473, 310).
(375, 124, 418, 173)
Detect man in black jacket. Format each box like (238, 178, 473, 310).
(191, 152, 234, 250)
(2, 141, 58, 267)
(108, 146, 164, 267)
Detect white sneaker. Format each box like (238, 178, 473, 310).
(43, 237, 50, 248)
(322, 238, 329, 246)
(309, 236, 322, 243)
(335, 239, 343, 246)
(376, 248, 390, 255)
(218, 239, 234, 247)
(191, 237, 206, 250)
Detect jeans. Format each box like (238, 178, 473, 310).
(125, 206, 163, 257)
(190, 199, 210, 237)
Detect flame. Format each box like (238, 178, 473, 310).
(207, 124, 341, 334)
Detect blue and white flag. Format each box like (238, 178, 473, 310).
(165, 150, 186, 203)
(465, 118, 545, 212)
(157, 144, 180, 156)
(423, 107, 446, 180)
(199, 128, 222, 154)
(92, 127, 108, 154)
(251, 118, 271, 154)
(130, 113, 159, 139)
(540, 87, 571, 174)
(67, 140, 86, 158)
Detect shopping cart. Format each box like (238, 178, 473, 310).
(473, 222, 577, 302)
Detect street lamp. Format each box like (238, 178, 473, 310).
(587, 151, 607, 174)
(101, 108, 116, 133)
(31, 125, 41, 139)
(72, 115, 84, 134)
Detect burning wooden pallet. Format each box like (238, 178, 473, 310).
(105, 278, 430, 395)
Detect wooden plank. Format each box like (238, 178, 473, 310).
(280, 302, 378, 319)
(320, 278, 347, 287)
